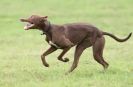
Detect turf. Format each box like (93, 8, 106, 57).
(0, 0, 133, 87)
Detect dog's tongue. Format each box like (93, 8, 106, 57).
(24, 26, 29, 30)
(24, 23, 34, 30)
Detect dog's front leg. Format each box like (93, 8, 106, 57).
(41, 46, 57, 67)
(58, 47, 70, 62)
(66, 45, 86, 74)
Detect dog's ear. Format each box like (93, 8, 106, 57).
(44, 16, 48, 18)
(41, 16, 48, 20)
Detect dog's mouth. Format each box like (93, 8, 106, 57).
(20, 19, 35, 30)
(24, 23, 35, 30)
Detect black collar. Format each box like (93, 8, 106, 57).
(41, 21, 51, 35)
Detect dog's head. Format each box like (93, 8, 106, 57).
(20, 15, 48, 30)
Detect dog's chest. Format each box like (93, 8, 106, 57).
(45, 36, 60, 48)
(48, 41, 60, 48)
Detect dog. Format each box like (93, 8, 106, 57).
(20, 15, 132, 74)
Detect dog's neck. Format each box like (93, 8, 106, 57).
(41, 21, 51, 35)
(41, 21, 53, 42)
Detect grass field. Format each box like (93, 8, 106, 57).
(0, 0, 133, 87)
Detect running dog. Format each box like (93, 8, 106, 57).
(20, 15, 132, 73)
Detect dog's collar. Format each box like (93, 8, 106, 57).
(41, 21, 51, 35)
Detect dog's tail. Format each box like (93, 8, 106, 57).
(102, 32, 132, 42)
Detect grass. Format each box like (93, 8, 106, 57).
(0, 0, 133, 87)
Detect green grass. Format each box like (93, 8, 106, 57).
(0, 0, 133, 87)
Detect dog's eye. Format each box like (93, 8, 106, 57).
(30, 22, 34, 24)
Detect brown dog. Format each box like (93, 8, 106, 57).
(20, 15, 132, 73)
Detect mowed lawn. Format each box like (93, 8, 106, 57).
(0, 0, 133, 87)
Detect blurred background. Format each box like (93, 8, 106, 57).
(0, 0, 133, 87)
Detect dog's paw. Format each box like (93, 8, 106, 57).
(58, 57, 69, 62)
(43, 63, 49, 67)
(65, 71, 71, 75)
(64, 58, 69, 62)
(65, 72, 69, 75)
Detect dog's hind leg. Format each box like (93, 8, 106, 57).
(41, 46, 57, 67)
(58, 47, 70, 62)
(93, 37, 109, 69)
